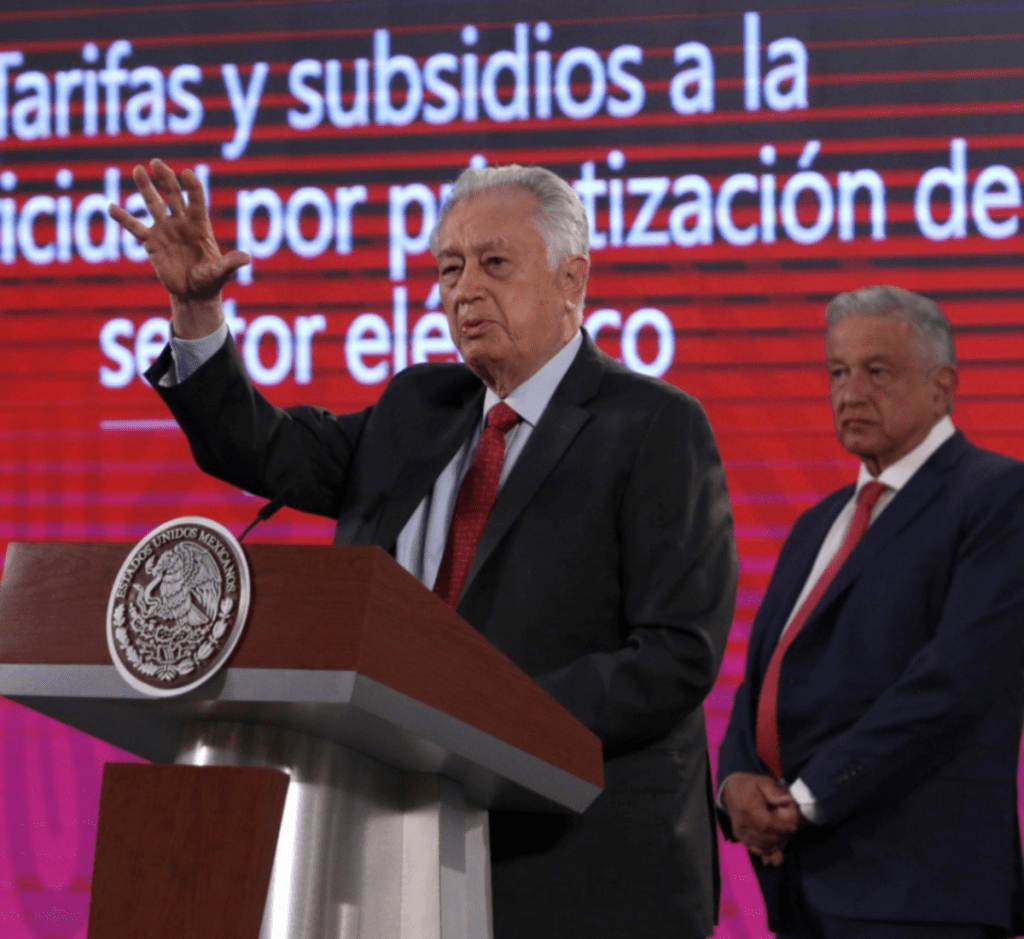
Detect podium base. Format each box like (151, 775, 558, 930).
(176, 720, 493, 939)
(87, 764, 289, 939)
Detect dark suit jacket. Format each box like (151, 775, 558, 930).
(718, 431, 1024, 933)
(149, 332, 738, 939)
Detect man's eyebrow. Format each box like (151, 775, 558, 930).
(476, 238, 510, 252)
(437, 237, 511, 259)
(827, 353, 895, 366)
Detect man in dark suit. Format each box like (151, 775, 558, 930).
(718, 285, 1024, 938)
(110, 160, 737, 938)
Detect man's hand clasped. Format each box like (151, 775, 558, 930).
(721, 771, 803, 866)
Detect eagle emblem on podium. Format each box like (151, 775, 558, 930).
(106, 517, 251, 696)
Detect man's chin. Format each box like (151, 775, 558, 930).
(461, 347, 507, 390)
(461, 345, 498, 375)
(838, 428, 880, 460)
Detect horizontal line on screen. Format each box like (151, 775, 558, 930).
(736, 588, 768, 607)
(0, 492, 252, 506)
(725, 459, 856, 468)
(4, 8, 1022, 54)
(0, 519, 335, 542)
(734, 525, 799, 538)
(740, 558, 782, 574)
(1, 56, 1018, 108)
(0, 461, 200, 472)
(3, 99, 1021, 160)
(98, 419, 180, 431)
(9, 132, 1024, 186)
(729, 493, 823, 505)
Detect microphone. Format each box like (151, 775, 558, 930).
(238, 496, 286, 542)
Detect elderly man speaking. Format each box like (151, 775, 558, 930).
(110, 161, 737, 939)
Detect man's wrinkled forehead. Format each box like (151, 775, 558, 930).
(436, 189, 543, 254)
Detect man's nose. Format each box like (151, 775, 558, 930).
(838, 369, 870, 405)
(453, 262, 484, 305)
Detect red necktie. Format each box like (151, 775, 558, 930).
(755, 480, 888, 779)
(433, 402, 521, 607)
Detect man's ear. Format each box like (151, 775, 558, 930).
(933, 364, 958, 414)
(561, 254, 590, 311)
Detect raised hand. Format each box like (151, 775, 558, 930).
(108, 159, 251, 338)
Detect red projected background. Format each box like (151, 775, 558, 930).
(2, 1, 1023, 935)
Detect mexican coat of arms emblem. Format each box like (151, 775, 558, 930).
(106, 517, 251, 696)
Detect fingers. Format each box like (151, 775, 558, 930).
(740, 816, 794, 856)
(108, 158, 246, 296)
(186, 250, 253, 300)
(180, 167, 209, 219)
(724, 773, 795, 826)
(108, 161, 182, 248)
(736, 814, 797, 849)
(731, 788, 800, 857)
(221, 249, 253, 275)
(150, 158, 187, 215)
(200, 251, 252, 294)
(756, 775, 795, 809)
(724, 772, 801, 866)
(126, 159, 190, 222)
(772, 802, 802, 830)
(108, 203, 150, 241)
(131, 163, 166, 220)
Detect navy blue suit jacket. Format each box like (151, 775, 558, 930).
(718, 432, 1024, 932)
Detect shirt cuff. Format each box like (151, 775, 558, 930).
(789, 777, 821, 824)
(716, 775, 730, 811)
(168, 320, 229, 384)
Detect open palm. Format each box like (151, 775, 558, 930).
(109, 159, 250, 302)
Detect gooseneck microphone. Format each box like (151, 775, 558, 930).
(238, 496, 286, 542)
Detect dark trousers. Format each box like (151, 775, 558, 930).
(778, 920, 990, 939)
(775, 858, 992, 939)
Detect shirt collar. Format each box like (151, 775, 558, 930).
(856, 414, 956, 494)
(482, 330, 582, 427)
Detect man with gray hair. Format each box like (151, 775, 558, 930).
(110, 160, 737, 938)
(718, 285, 1024, 938)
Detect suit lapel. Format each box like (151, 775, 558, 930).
(372, 383, 485, 550)
(456, 335, 604, 605)
(800, 432, 969, 633)
(759, 489, 852, 661)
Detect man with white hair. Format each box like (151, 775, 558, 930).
(111, 160, 737, 938)
(718, 286, 1024, 938)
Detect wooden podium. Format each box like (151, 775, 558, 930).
(0, 541, 604, 939)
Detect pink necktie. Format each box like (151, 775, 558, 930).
(755, 480, 888, 778)
(433, 402, 520, 607)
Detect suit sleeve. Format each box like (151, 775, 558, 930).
(533, 393, 738, 751)
(798, 464, 1024, 825)
(147, 337, 371, 519)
